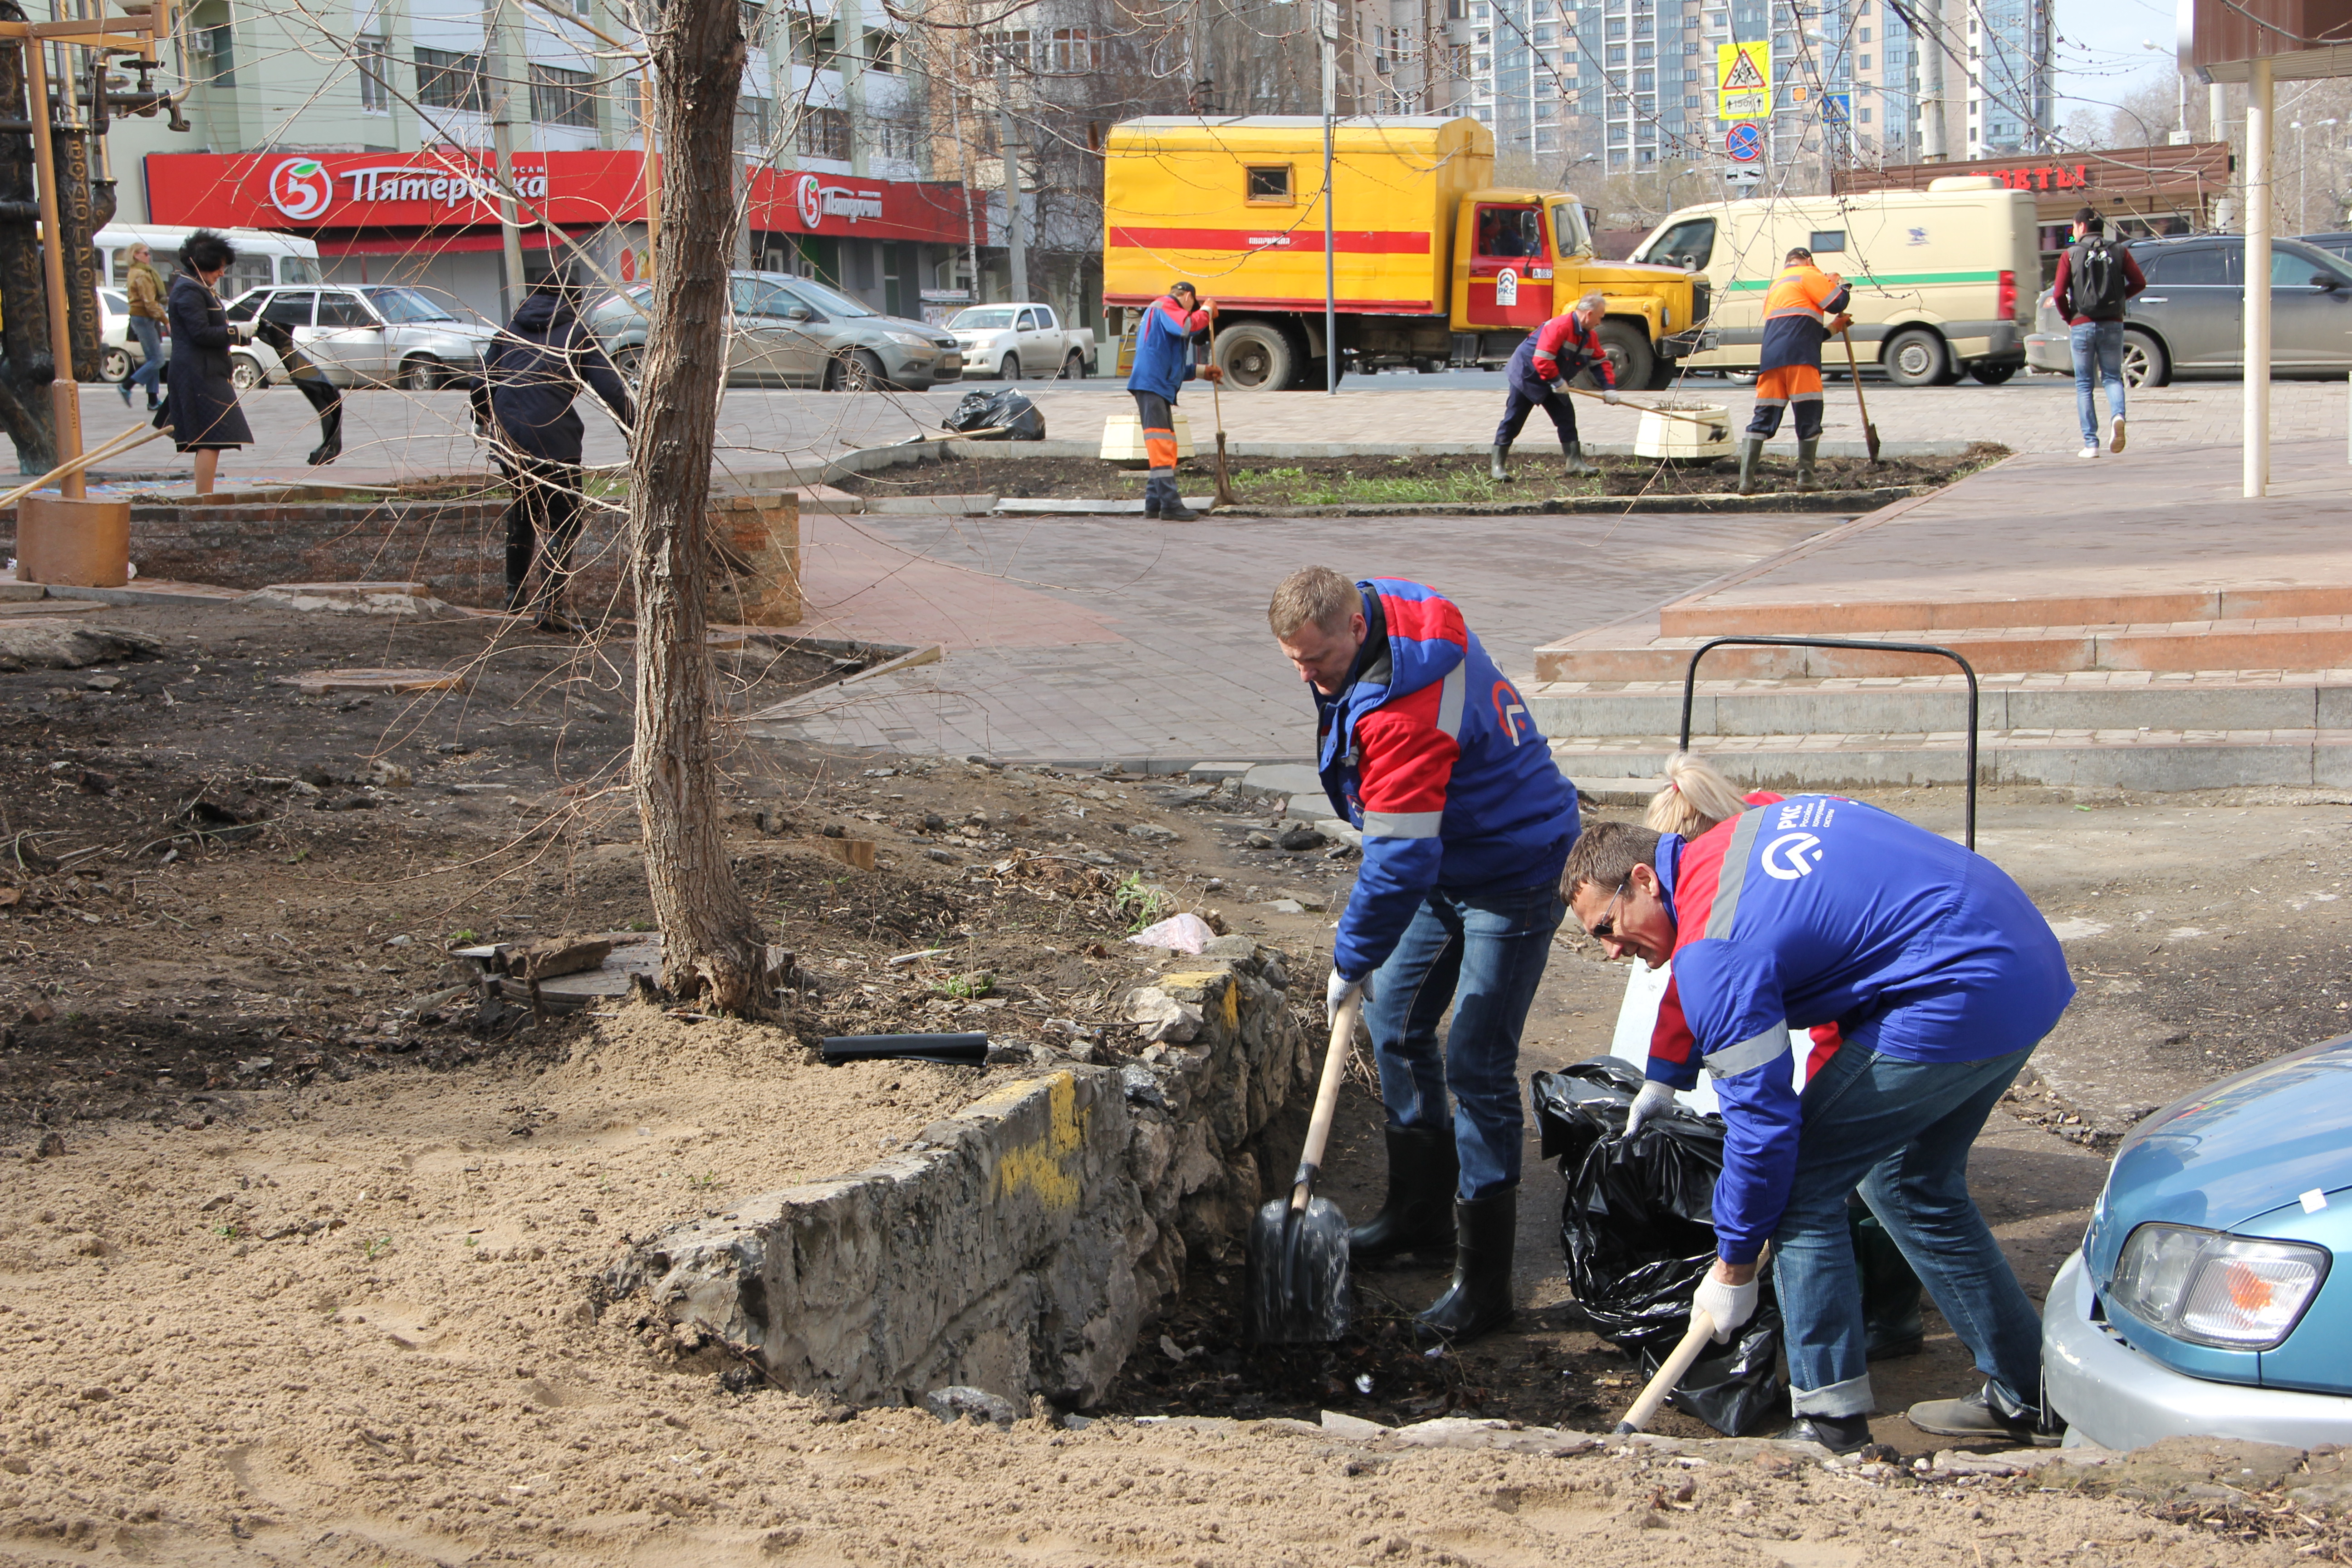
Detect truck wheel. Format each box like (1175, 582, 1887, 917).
(2122, 328, 2170, 388)
(1969, 360, 2019, 386)
(1881, 328, 1946, 387)
(1058, 350, 1086, 380)
(1595, 320, 1655, 392)
(1215, 321, 1297, 391)
(999, 353, 1021, 381)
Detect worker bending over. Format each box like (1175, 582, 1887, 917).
(1561, 799, 2073, 1453)
(1125, 280, 1220, 521)
(1738, 248, 1852, 495)
(1492, 290, 1618, 481)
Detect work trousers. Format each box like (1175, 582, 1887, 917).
(1363, 880, 1566, 1201)
(503, 455, 587, 612)
(1745, 363, 1825, 441)
(1769, 1039, 2047, 1420)
(2070, 320, 2126, 446)
(1130, 389, 1182, 512)
(1493, 375, 1580, 450)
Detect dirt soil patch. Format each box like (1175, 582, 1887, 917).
(833, 445, 2009, 505)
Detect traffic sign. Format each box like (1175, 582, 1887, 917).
(1715, 41, 1771, 120)
(1726, 122, 1764, 162)
(1822, 93, 1851, 123)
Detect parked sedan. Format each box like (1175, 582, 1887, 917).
(2043, 1033, 2352, 1450)
(2025, 235, 2352, 387)
(587, 272, 963, 390)
(220, 284, 496, 390)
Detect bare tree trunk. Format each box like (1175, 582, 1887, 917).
(630, 0, 767, 1013)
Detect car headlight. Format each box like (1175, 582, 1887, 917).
(883, 330, 933, 348)
(2107, 1222, 2330, 1349)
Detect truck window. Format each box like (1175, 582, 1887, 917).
(1641, 216, 1714, 269)
(1476, 205, 1542, 258)
(1246, 165, 1293, 204)
(1551, 201, 1593, 257)
(1017, 309, 1039, 331)
(1809, 230, 1847, 254)
(2148, 247, 2225, 285)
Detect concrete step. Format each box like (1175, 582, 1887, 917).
(1532, 615, 2352, 683)
(1657, 584, 2352, 639)
(1548, 729, 2352, 792)
(1525, 670, 2352, 740)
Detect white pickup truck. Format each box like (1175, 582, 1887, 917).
(946, 303, 1097, 381)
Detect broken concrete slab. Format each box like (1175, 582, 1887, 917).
(0, 623, 164, 672)
(865, 495, 1000, 516)
(274, 668, 470, 696)
(245, 585, 466, 618)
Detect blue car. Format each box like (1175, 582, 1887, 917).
(2044, 1034, 2352, 1450)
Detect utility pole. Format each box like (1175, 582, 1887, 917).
(840, 0, 867, 178)
(485, 0, 528, 316)
(1918, 0, 1945, 161)
(1320, 0, 1337, 395)
(995, 47, 1028, 304)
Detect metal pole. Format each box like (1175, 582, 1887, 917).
(1321, 0, 1336, 396)
(22, 35, 78, 496)
(2246, 54, 2271, 499)
(639, 71, 659, 274)
(996, 50, 1028, 304)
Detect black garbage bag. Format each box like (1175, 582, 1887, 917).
(1532, 1056, 1788, 1436)
(942, 387, 1045, 441)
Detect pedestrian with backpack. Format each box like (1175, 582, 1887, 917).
(2050, 206, 2146, 459)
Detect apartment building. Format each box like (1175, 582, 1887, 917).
(112, 0, 971, 323)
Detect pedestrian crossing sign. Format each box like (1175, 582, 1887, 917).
(1716, 41, 1770, 120)
(1822, 92, 1852, 123)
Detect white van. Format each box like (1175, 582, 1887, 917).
(1630, 179, 2038, 386)
(94, 225, 322, 383)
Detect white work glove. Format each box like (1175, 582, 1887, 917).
(1602, 388, 1622, 405)
(233, 322, 256, 343)
(1548, 377, 1572, 395)
(1620, 1079, 1676, 1142)
(1325, 968, 1372, 1024)
(1692, 1266, 1760, 1344)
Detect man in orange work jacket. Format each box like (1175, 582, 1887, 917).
(1738, 248, 1852, 495)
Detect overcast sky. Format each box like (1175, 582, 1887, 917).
(2050, 0, 2183, 139)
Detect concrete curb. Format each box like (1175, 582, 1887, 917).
(618, 944, 1310, 1408)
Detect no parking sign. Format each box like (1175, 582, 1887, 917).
(1726, 122, 1763, 162)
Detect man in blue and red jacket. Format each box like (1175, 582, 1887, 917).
(1126, 280, 1219, 521)
(1561, 802, 2074, 1453)
(1268, 566, 1581, 1341)
(1492, 289, 1618, 482)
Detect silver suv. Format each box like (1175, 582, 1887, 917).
(223, 284, 497, 390)
(2026, 235, 2352, 387)
(586, 271, 964, 390)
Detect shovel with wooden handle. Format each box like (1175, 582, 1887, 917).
(1245, 991, 1358, 1344)
(1615, 1242, 1771, 1435)
(1840, 328, 1883, 464)
(1205, 318, 1237, 508)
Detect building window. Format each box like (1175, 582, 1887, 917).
(1605, 43, 1624, 61)
(355, 34, 390, 112)
(734, 93, 772, 149)
(798, 105, 851, 160)
(1246, 164, 1293, 203)
(1635, 68, 1653, 87)
(1047, 27, 1096, 70)
(1858, 25, 1871, 39)
(415, 47, 487, 113)
(741, 0, 764, 45)
(1605, 16, 1624, 35)
(1858, 52, 1870, 67)
(193, 23, 235, 86)
(866, 29, 900, 70)
(1634, 40, 1653, 58)
(530, 63, 598, 127)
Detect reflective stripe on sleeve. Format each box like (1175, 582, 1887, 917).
(1435, 662, 1467, 738)
(1705, 1026, 1791, 1077)
(1705, 809, 1764, 940)
(1361, 809, 1442, 838)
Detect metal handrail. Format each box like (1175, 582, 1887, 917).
(1676, 635, 1980, 850)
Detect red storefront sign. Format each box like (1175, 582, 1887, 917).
(1995, 163, 2092, 191)
(144, 150, 971, 245)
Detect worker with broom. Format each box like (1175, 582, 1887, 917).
(1267, 566, 1579, 1343)
(1559, 805, 2074, 1453)
(1126, 280, 1219, 521)
(1736, 248, 1852, 495)
(1491, 289, 1619, 481)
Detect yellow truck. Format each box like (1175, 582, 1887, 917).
(1103, 115, 1708, 390)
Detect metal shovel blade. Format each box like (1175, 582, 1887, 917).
(1245, 1192, 1352, 1345)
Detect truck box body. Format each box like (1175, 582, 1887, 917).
(1630, 183, 2037, 382)
(1104, 116, 1487, 317)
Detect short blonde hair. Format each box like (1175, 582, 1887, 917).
(1644, 752, 1751, 838)
(1268, 566, 1358, 639)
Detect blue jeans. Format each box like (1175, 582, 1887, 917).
(128, 316, 164, 404)
(2069, 319, 2124, 446)
(1364, 881, 1565, 1201)
(1768, 1039, 2045, 1418)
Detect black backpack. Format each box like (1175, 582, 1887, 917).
(2069, 236, 2130, 318)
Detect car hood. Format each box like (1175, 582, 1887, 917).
(2087, 1034, 2352, 1281)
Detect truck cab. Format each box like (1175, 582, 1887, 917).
(1449, 190, 1710, 388)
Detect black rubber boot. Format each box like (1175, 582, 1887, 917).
(503, 544, 533, 614)
(1346, 1126, 1459, 1265)
(1412, 1188, 1516, 1344)
(1562, 440, 1595, 477)
(1159, 478, 1199, 523)
(1797, 436, 1821, 491)
(1142, 472, 1164, 519)
(1489, 443, 1511, 481)
(1736, 436, 1764, 495)
(1852, 1208, 1925, 1361)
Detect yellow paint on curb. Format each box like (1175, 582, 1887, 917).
(996, 1072, 1088, 1210)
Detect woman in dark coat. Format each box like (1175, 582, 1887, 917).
(157, 229, 254, 495)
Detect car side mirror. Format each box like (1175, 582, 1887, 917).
(784, 305, 813, 322)
(2314, 273, 2342, 292)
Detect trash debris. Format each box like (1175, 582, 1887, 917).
(274, 668, 469, 696)
(818, 1032, 989, 1066)
(942, 388, 1046, 441)
(921, 1385, 1019, 1426)
(817, 837, 877, 872)
(1127, 912, 1216, 954)
(1532, 1057, 1788, 1436)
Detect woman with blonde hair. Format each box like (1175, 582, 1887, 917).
(1644, 750, 1768, 838)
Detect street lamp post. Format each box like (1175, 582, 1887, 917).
(2293, 120, 2338, 233)
(2143, 39, 2188, 144)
